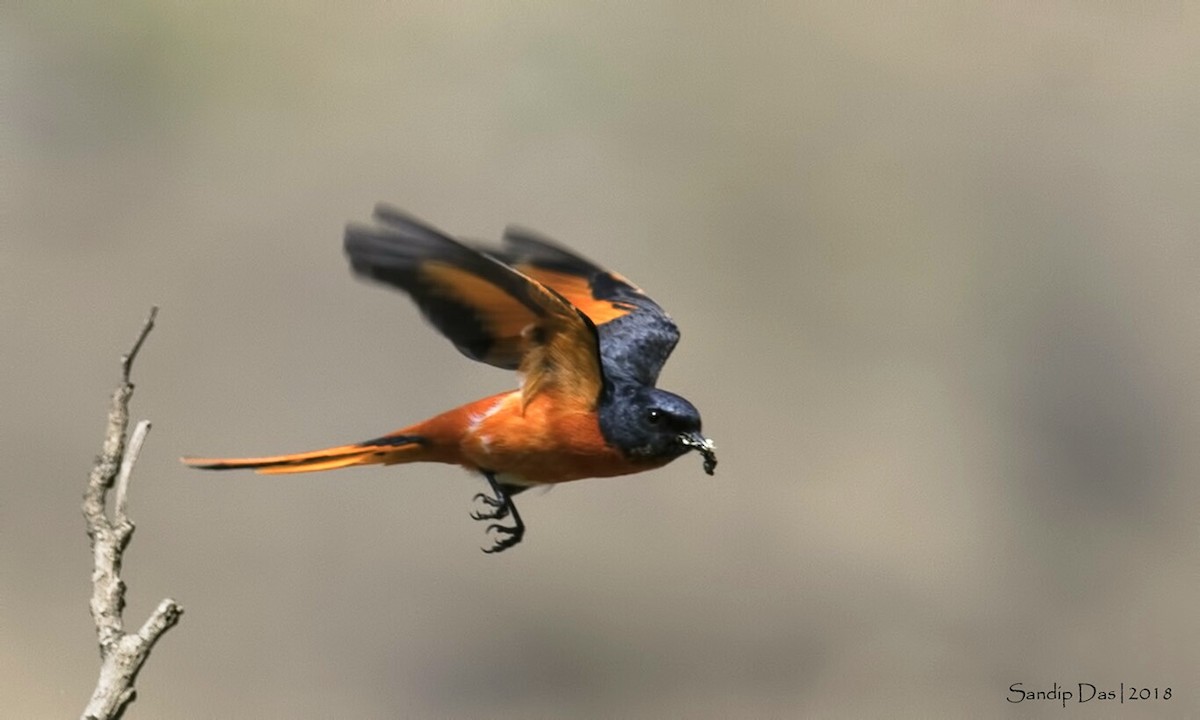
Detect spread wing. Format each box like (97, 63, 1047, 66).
(345, 205, 604, 409)
(481, 225, 680, 386)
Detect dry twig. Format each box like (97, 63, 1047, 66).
(81, 307, 182, 720)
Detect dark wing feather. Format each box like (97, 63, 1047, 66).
(346, 208, 532, 368)
(346, 205, 604, 407)
(484, 225, 680, 386)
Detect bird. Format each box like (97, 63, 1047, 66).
(182, 205, 716, 553)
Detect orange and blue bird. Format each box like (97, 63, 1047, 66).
(183, 205, 717, 552)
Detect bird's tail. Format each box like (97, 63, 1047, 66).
(181, 432, 429, 475)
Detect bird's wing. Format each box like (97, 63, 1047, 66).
(346, 205, 604, 409)
(480, 225, 680, 386)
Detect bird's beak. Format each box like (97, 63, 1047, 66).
(679, 432, 717, 475)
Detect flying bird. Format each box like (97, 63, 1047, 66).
(182, 205, 716, 552)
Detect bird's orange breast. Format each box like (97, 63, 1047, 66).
(455, 391, 660, 485)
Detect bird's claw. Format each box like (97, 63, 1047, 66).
(470, 492, 509, 520)
(482, 522, 525, 553)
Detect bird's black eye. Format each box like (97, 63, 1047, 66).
(646, 408, 663, 425)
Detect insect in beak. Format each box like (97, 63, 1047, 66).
(679, 432, 717, 475)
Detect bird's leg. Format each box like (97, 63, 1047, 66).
(472, 472, 525, 553)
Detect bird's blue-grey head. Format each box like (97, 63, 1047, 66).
(598, 383, 717, 474)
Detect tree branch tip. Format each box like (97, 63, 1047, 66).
(121, 306, 159, 382)
(114, 420, 152, 521)
(139, 599, 184, 641)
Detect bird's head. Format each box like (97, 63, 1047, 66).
(601, 384, 717, 475)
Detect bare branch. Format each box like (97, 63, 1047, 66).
(114, 420, 151, 525)
(82, 308, 182, 720)
(121, 306, 157, 384)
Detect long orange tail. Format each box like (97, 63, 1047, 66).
(181, 432, 429, 475)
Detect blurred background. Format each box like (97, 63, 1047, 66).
(3, 3, 1198, 718)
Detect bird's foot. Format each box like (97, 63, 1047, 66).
(474, 473, 525, 553)
(482, 519, 525, 554)
(470, 492, 509, 520)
